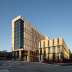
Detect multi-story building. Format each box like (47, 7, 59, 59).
(12, 16, 45, 62)
(12, 16, 70, 63)
(39, 37, 70, 62)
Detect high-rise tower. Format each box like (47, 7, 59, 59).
(12, 16, 45, 61)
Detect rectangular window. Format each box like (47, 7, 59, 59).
(14, 19, 24, 49)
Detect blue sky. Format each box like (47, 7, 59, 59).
(0, 0, 72, 51)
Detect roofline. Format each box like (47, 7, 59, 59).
(12, 16, 24, 23)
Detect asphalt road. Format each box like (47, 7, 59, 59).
(0, 61, 72, 72)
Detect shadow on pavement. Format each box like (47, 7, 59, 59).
(60, 63, 72, 66)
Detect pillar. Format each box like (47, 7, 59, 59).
(39, 55, 43, 62)
(19, 50, 21, 60)
(27, 51, 30, 62)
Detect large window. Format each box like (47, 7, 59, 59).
(14, 19, 24, 49)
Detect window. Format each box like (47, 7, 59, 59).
(48, 47, 50, 53)
(40, 48, 42, 55)
(53, 46, 55, 53)
(14, 19, 24, 49)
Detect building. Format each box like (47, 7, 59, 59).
(12, 16, 45, 62)
(12, 16, 70, 63)
(0, 51, 12, 60)
(39, 37, 70, 63)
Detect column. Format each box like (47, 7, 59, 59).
(27, 51, 30, 62)
(19, 50, 21, 60)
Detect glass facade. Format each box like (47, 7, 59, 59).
(14, 19, 24, 49)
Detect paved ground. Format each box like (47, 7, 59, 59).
(0, 61, 72, 72)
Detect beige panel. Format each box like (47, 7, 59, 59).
(63, 48, 69, 59)
(46, 54, 48, 59)
(42, 48, 44, 54)
(46, 48, 48, 54)
(45, 40, 48, 47)
(59, 46, 62, 53)
(59, 38, 63, 45)
(49, 54, 53, 60)
(39, 42, 40, 48)
(49, 40, 53, 46)
(41, 40, 44, 48)
(54, 38, 58, 46)
(55, 46, 58, 53)
(50, 47, 53, 53)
